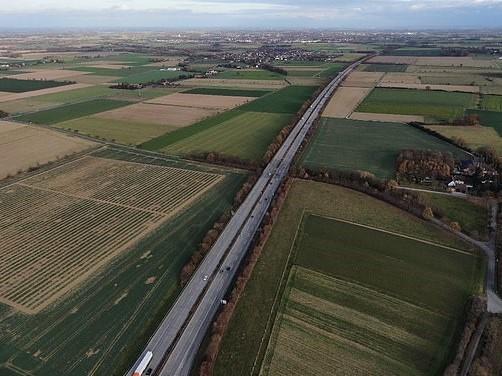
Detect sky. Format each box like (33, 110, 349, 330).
(0, 0, 502, 29)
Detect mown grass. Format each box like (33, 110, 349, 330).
(357, 88, 476, 121)
(0, 78, 71, 93)
(214, 179, 475, 376)
(16, 99, 131, 124)
(302, 118, 469, 179)
(182, 87, 271, 97)
(238, 85, 317, 114)
(216, 69, 285, 80)
(0, 152, 246, 376)
(163, 112, 292, 161)
(418, 192, 489, 240)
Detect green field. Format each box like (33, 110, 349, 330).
(391, 47, 442, 56)
(0, 149, 246, 376)
(16, 99, 131, 124)
(318, 63, 346, 78)
(357, 88, 476, 122)
(426, 125, 502, 156)
(181, 87, 271, 97)
(362, 63, 408, 72)
(163, 112, 291, 161)
(56, 116, 177, 145)
(418, 192, 489, 240)
(214, 179, 478, 376)
(238, 85, 317, 114)
(261, 215, 482, 376)
(0, 78, 71, 93)
(302, 118, 469, 179)
(71, 65, 154, 77)
(216, 69, 285, 80)
(480, 94, 502, 112)
(114, 70, 188, 84)
(467, 109, 502, 136)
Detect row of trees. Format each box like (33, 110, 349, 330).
(260, 63, 288, 76)
(396, 149, 455, 181)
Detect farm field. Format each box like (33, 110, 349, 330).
(322, 86, 371, 118)
(145, 93, 254, 110)
(368, 56, 418, 65)
(0, 148, 245, 375)
(0, 85, 170, 115)
(55, 117, 176, 145)
(216, 69, 285, 80)
(466, 110, 502, 135)
(214, 179, 478, 376)
(341, 71, 384, 87)
(480, 94, 502, 111)
(426, 125, 502, 155)
(361, 63, 408, 72)
(0, 120, 96, 179)
(180, 78, 288, 89)
(417, 192, 489, 240)
(163, 111, 291, 161)
(261, 215, 482, 376)
(0, 78, 72, 93)
(356, 88, 476, 122)
(15, 99, 131, 124)
(380, 72, 421, 84)
(181, 87, 271, 97)
(301, 118, 469, 179)
(113, 69, 187, 84)
(238, 85, 317, 114)
(349, 112, 425, 123)
(377, 82, 480, 93)
(96, 102, 216, 127)
(0, 83, 91, 105)
(8, 69, 89, 81)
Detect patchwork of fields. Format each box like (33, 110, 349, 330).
(214, 179, 480, 376)
(0, 148, 245, 375)
(262, 215, 481, 376)
(301, 118, 469, 179)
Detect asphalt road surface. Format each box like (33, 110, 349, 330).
(125, 58, 367, 376)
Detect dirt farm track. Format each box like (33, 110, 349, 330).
(0, 156, 223, 314)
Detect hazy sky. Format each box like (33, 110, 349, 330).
(1, 0, 501, 29)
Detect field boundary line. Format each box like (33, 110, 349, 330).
(309, 213, 474, 256)
(250, 208, 305, 376)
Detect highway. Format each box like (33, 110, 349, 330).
(126, 57, 366, 376)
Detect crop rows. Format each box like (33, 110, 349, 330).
(0, 157, 223, 313)
(24, 156, 223, 214)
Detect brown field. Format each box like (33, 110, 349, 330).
(342, 71, 385, 88)
(180, 78, 288, 89)
(377, 82, 480, 93)
(322, 87, 371, 118)
(380, 73, 421, 84)
(416, 57, 498, 68)
(367, 56, 418, 65)
(0, 83, 91, 103)
(146, 93, 254, 110)
(0, 155, 223, 314)
(0, 120, 96, 179)
(10, 69, 90, 81)
(96, 102, 217, 127)
(350, 112, 425, 123)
